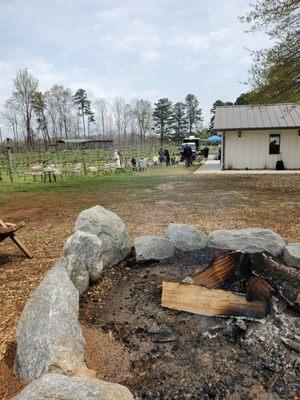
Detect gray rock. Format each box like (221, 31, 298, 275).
(284, 243, 300, 269)
(75, 205, 131, 268)
(12, 373, 134, 400)
(57, 254, 89, 294)
(207, 228, 285, 256)
(63, 230, 104, 283)
(165, 223, 207, 251)
(135, 235, 175, 261)
(15, 266, 85, 383)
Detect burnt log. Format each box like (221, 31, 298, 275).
(193, 251, 251, 290)
(246, 276, 275, 302)
(250, 253, 300, 310)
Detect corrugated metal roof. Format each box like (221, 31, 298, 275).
(213, 103, 300, 130)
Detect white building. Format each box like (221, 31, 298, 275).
(213, 103, 300, 170)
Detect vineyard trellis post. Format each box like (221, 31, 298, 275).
(7, 148, 14, 183)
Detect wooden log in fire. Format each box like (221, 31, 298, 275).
(161, 281, 269, 320)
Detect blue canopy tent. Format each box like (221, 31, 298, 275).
(206, 135, 222, 145)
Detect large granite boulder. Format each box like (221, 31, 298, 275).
(135, 235, 175, 261)
(63, 230, 104, 283)
(207, 228, 285, 256)
(57, 254, 89, 294)
(15, 266, 86, 383)
(284, 243, 300, 269)
(165, 223, 207, 252)
(75, 205, 131, 268)
(12, 373, 134, 400)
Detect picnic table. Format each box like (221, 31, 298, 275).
(43, 168, 57, 183)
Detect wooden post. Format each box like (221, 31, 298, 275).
(82, 147, 87, 175)
(7, 149, 14, 183)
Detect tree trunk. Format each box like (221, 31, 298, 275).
(82, 106, 86, 138)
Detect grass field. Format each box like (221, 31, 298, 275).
(0, 165, 300, 399)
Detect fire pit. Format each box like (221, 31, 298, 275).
(79, 249, 299, 400)
(13, 207, 300, 400)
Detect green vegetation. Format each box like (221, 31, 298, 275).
(0, 164, 184, 196)
(241, 0, 300, 103)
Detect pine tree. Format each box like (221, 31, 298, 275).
(209, 100, 233, 130)
(152, 98, 173, 144)
(32, 91, 51, 144)
(170, 102, 188, 144)
(73, 89, 94, 138)
(185, 94, 203, 134)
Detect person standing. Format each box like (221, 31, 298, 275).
(203, 145, 209, 161)
(218, 143, 221, 161)
(114, 150, 120, 168)
(159, 148, 165, 165)
(118, 150, 124, 168)
(183, 144, 192, 167)
(164, 149, 170, 166)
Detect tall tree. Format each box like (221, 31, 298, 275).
(0, 98, 20, 144)
(32, 91, 51, 144)
(152, 98, 173, 144)
(112, 97, 125, 145)
(73, 89, 94, 138)
(12, 68, 38, 148)
(209, 100, 233, 130)
(185, 94, 203, 134)
(171, 102, 188, 144)
(241, 0, 300, 103)
(132, 99, 152, 147)
(94, 98, 110, 137)
(234, 93, 251, 105)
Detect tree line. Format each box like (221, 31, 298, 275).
(0, 69, 204, 150)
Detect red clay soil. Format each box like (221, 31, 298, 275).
(0, 171, 300, 399)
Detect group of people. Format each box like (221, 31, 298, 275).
(182, 144, 194, 167)
(130, 156, 148, 170)
(114, 143, 220, 172)
(158, 148, 171, 166)
(182, 144, 213, 167)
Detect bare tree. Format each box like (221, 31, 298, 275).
(132, 99, 152, 147)
(112, 97, 125, 145)
(0, 98, 20, 144)
(122, 103, 133, 145)
(94, 98, 110, 137)
(45, 85, 75, 140)
(12, 68, 38, 148)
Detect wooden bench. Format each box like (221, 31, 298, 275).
(0, 219, 33, 258)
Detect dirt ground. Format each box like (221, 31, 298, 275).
(0, 167, 300, 399)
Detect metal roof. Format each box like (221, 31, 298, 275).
(213, 103, 300, 131)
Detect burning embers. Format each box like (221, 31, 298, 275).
(161, 251, 300, 320)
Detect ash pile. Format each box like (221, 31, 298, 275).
(159, 250, 299, 398)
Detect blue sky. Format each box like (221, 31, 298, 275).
(0, 0, 270, 125)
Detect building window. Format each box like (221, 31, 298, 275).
(269, 134, 280, 154)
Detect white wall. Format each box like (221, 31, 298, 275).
(224, 129, 300, 170)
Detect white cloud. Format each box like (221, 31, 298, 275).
(0, 50, 64, 101)
(0, 0, 272, 125)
